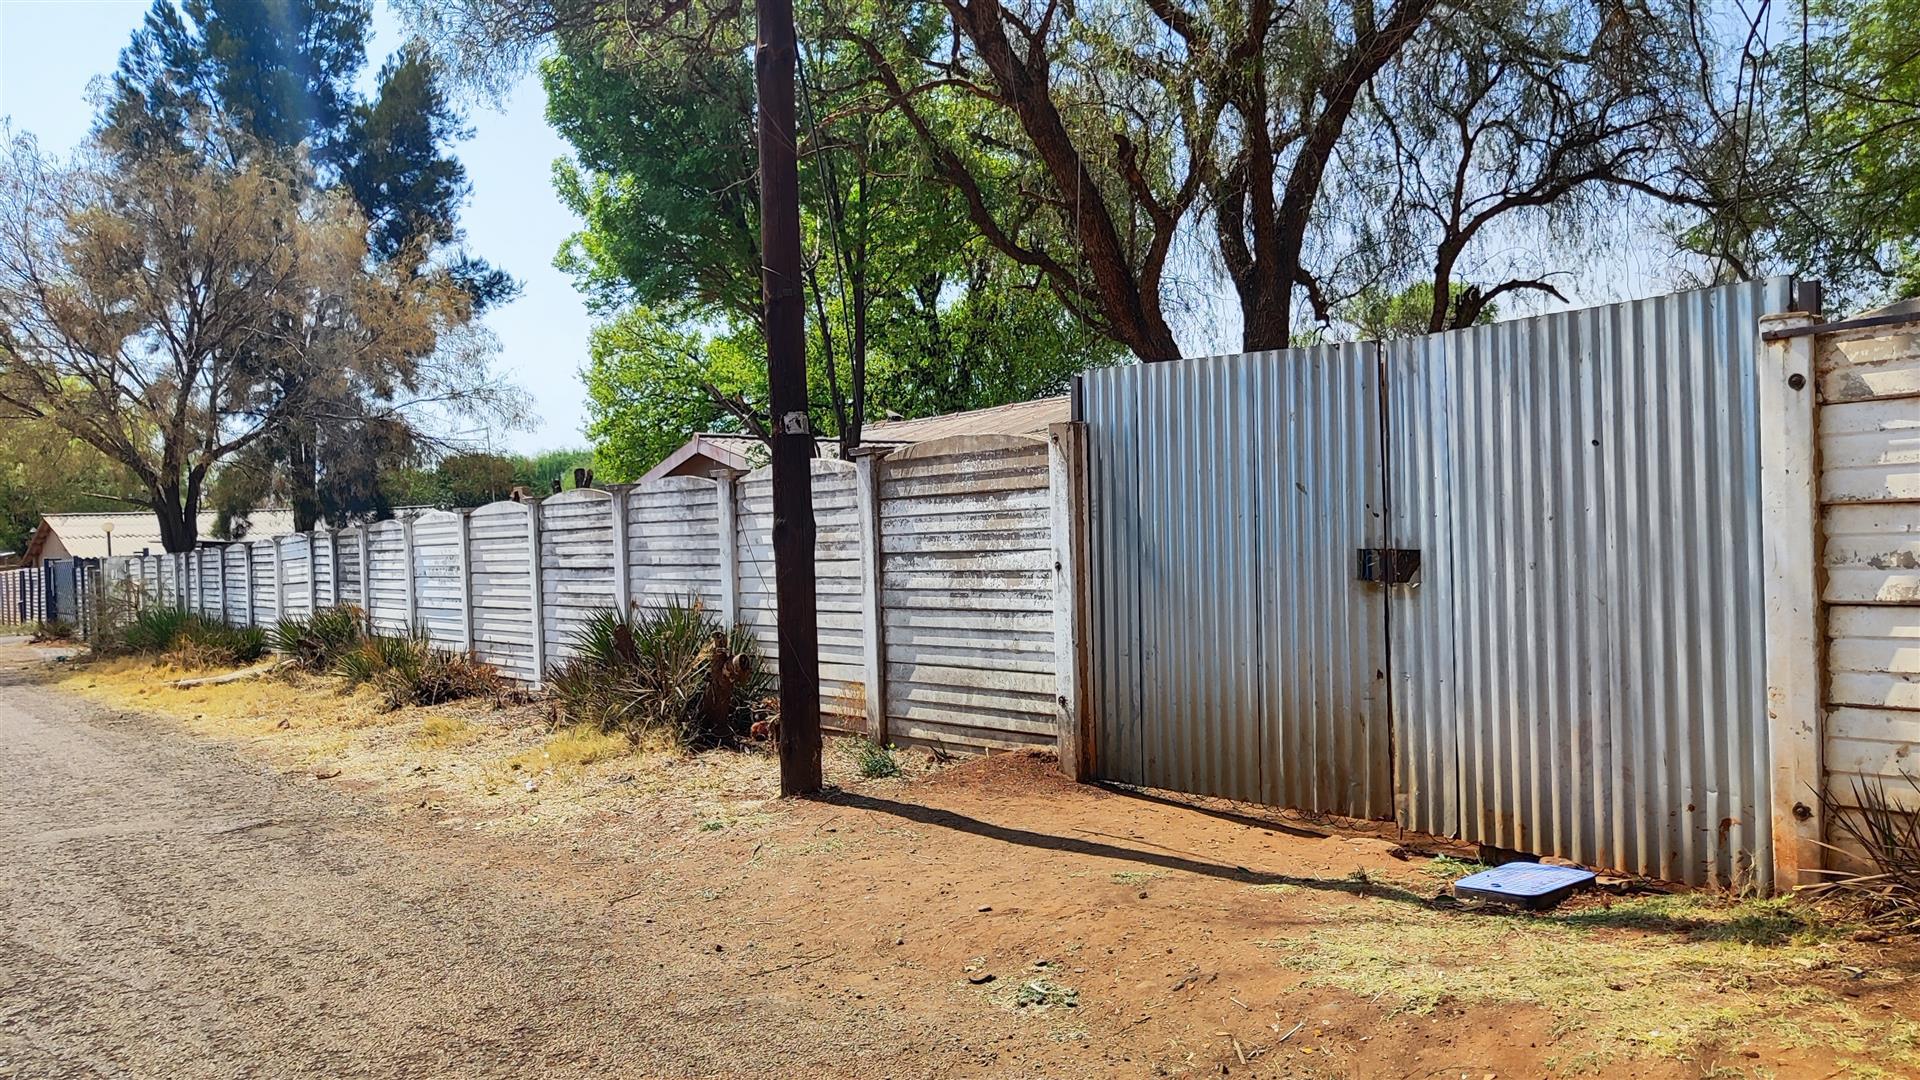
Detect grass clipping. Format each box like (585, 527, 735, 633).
(1260, 888, 1918, 1072)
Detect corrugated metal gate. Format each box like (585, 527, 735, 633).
(1083, 344, 1392, 818)
(1085, 279, 1793, 887)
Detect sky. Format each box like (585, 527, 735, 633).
(0, 0, 594, 456)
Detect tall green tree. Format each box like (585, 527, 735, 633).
(100, 0, 517, 530)
(544, 22, 1118, 471)
(1699, 0, 1920, 303)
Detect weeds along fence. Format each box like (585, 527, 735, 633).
(90, 431, 1090, 755)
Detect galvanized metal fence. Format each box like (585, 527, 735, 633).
(1084, 278, 1797, 888)
(0, 559, 99, 635)
(92, 433, 1087, 755)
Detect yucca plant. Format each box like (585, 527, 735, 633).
(272, 605, 364, 670)
(333, 629, 503, 710)
(546, 599, 771, 748)
(1812, 774, 1920, 930)
(120, 606, 194, 654)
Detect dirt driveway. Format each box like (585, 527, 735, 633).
(3, 640, 1916, 1079)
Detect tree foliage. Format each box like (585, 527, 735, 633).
(1694, 0, 1920, 303)
(0, 136, 496, 551)
(411, 0, 1757, 365)
(0, 414, 146, 555)
(98, 0, 519, 530)
(542, 18, 1119, 471)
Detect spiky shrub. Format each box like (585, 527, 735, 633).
(120, 606, 194, 654)
(109, 605, 265, 667)
(333, 629, 504, 710)
(545, 599, 772, 748)
(1813, 774, 1920, 930)
(272, 605, 364, 670)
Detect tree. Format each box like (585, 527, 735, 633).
(0, 414, 146, 554)
(101, 0, 518, 529)
(0, 136, 490, 551)
(414, 0, 1745, 358)
(1690, 0, 1920, 303)
(544, 19, 1118, 470)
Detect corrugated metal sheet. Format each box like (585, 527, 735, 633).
(1084, 345, 1390, 816)
(1388, 277, 1790, 888)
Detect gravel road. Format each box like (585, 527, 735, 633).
(0, 649, 1015, 1079)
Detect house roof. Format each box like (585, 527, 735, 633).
(862, 395, 1069, 444)
(23, 508, 298, 562)
(637, 433, 770, 484)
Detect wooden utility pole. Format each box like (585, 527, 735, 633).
(756, 0, 822, 795)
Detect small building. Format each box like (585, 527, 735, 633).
(20, 509, 298, 565)
(638, 434, 770, 484)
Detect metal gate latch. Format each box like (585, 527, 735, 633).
(1357, 548, 1421, 584)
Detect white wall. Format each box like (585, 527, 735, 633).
(97, 432, 1089, 756)
(1818, 324, 1920, 869)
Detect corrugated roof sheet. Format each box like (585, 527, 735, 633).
(862, 396, 1069, 444)
(28, 509, 297, 560)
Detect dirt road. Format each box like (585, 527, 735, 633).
(0, 653, 1064, 1079)
(6, 640, 1917, 1079)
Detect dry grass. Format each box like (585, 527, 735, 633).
(57, 658, 947, 841)
(1258, 886, 1918, 1075)
(413, 715, 477, 750)
(507, 725, 632, 775)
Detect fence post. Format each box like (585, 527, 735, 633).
(303, 526, 318, 611)
(714, 473, 740, 628)
(1757, 310, 1824, 890)
(272, 539, 286, 627)
(608, 486, 632, 616)
(455, 511, 474, 656)
(526, 500, 545, 686)
(241, 546, 255, 627)
(356, 524, 372, 625)
(401, 515, 418, 634)
(1048, 421, 1095, 782)
(853, 452, 888, 745)
(327, 529, 342, 609)
(215, 546, 228, 625)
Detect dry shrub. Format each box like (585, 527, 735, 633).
(271, 605, 364, 671)
(334, 630, 505, 710)
(545, 600, 771, 748)
(1811, 774, 1920, 931)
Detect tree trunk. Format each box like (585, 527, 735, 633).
(153, 483, 197, 553)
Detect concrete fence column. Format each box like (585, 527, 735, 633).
(401, 516, 418, 634)
(609, 486, 632, 617)
(714, 473, 741, 629)
(853, 451, 888, 745)
(1048, 421, 1094, 782)
(526, 501, 545, 687)
(272, 539, 286, 627)
(1757, 310, 1824, 888)
(455, 511, 474, 656)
